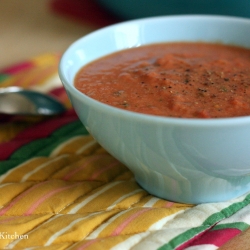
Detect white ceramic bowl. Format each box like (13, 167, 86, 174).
(59, 15, 250, 204)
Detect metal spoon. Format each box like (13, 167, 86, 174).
(0, 87, 66, 116)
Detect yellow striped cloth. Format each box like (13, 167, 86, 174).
(0, 54, 250, 250)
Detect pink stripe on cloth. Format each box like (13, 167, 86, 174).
(23, 183, 80, 216)
(0, 181, 47, 216)
(165, 201, 174, 208)
(89, 160, 119, 181)
(63, 154, 107, 181)
(1, 61, 34, 75)
(177, 228, 242, 250)
(14, 109, 77, 139)
(111, 208, 152, 236)
(49, 86, 66, 97)
(0, 109, 77, 160)
(0, 137, 35, 161)
(0, 217, 17, 224)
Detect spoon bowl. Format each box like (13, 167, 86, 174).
(0, 87, 66, 116)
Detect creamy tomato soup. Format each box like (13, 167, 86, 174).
(74, 42, 250, 118)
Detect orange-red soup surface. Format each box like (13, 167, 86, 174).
(74, 42, 250, 118)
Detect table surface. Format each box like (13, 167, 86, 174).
(0, 0, 93, 70)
